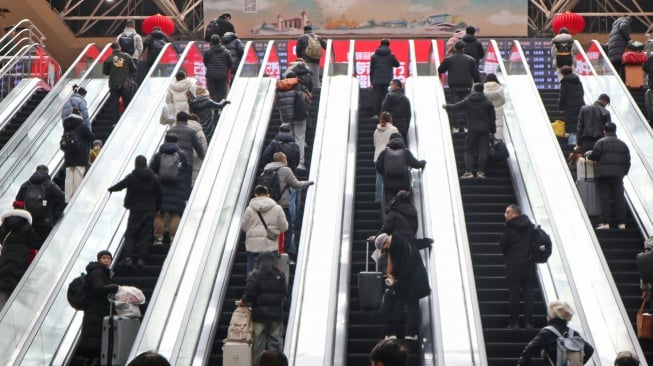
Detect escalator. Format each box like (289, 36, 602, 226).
(0, 89, 48, 149)
(210, 87, 321, 365)
(451, 131, 547, 366)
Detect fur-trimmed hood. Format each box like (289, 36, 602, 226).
(1, 209, 32, 226)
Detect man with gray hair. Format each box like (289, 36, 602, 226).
(117, 19, 143, 62)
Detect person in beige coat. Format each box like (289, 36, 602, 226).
(373, 112, 399, 204)
(241, 185, 288, 273)
(483, 73, 506, 139)
(166, 71, 197, 114)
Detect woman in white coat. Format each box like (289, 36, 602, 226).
(166, 71, 197, 114)
(483, 73, 506, 139)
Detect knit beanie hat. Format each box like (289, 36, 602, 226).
(97, 250, 113, 261)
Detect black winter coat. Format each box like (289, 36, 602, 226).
(577, 102, 611, 144)
(108, 167, 162, 212)
(16, 172, 65, 227)
(462, 34, 484, 64)
(245, 267, 287, 322)
(102, 51, 136, 89)
(382, 200, 418, 238)
(143, 30, 170, 65)
(387, 235, 430, 299)
(276, 86, 308, 123)
(79, 261, 119, 355)
(375, 138, 426, 191)
(167, 120, 207, 161)
(287, 62, 314, 92)
(558, 73, 585, 133)
(63, 114, 94, 168)
(0, 210, 38, 293)
(150, 143, 192, 214)
(499, 215, 535, 280)
(295, 33, 327, 64)
(588, 132, 631, 178)
(221, 33, 244, 70)
(189, 95, 228, 137)
(445, 92, 496, 134)
(438, 52, 480, 89)
(608, 17, 631, 63)
(261, 133, 300, 171)
(381, 88, 411, 134)
(203, 45, 233, 80)
(370, 45, 400, 85)
(518, 318, 594, 365)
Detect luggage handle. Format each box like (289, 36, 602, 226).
(640, 298, 649, 315)
(365, 239, 379, 272)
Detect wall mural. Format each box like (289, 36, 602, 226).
(204, 0, 527, 37)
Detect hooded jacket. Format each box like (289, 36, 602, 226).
(261, 133, 300, 171)
(462, 34, 484, 63)
(61, 93, 90, 129)
(188, 94, 228, 136)
(203, 44, 233, 80)
(381, 88, 411, 135)
(262, 161, 313, 207)
(0, 209, 38, 293)
(276, 82, 309, 124)
(445, 30, 465, 55)
(373, 123, 399, 162)
(167, 120, 207, 162)
(438, 52, 480, 89)
(608, 17, 631, 63)
(375, 137, 426, 191)
(166, 77, 198, 114)
(518, 317, 594, 365)
(382, 198, 419, 238)
(79, 261, 118, 354)
(286, 61, 314, 92)
(240, 196, 288, 253)
(483, 81, 505, 138)
(558, 73, 585, 132)
(16, 171, 65, 226)
(499, 214, 535, 280)
(551, 33, 578, 68)
(150, 143, 192, 214)
(143, 29, 170, 65)
(587, 132, 631, 178)
(62, 113, 94, 167)
(445, 92, 496, 134)
(577, 102, 611, 143)
(102, 50, 136, 89)
(108, 167, 162, 212)
(246, 265, 287, 322)
(386, 234, 431, 299)
(370, 45, 400, 85)
(221, 32, 245, 70)
(174, 118, 208, 181)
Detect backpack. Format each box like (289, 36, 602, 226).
(150, 38, 166, 59)
(67, 273, 89, 310)
(24, 183, 48, 220)
(223, 305, 254, 344)
(60, 131, 81, 152)
(530, 225, 553, 263)
(544, 326, 586, 366)
(119, 33, 135, 55)
(257, 167, 286, 202)
(554, 42, 573, 67)
(158, 152, 182, 183)
(205, 19, 220, 41)
(304, 34, 323, 60)
(275, 141, 299, 171)
(383, 148, 408, 180)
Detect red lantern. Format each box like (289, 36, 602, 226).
(142, 14, 175, 36)
(552, 11, 585, 35)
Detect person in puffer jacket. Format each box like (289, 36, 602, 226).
(61, 85, 91, 131)
(608, 15, 631, 78)
(462, 25, 484, 66)
(166, 71, 197, 114)
(550, 27, 579, 79)
(188, 86, 230, 140)
(243, 251, 287, 366)
(558, 66, 585, 145)
(483, 73, 505, 139)
(62, 109, 94, 202)
(0, 208, 38, 310)
(203, 34, 233, 102)
(221, 32, 244, 79)
(240, 186, 288, 273)
(370, 39, 400, 112)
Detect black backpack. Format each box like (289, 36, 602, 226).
(24, 183, 48, 220)
(257, 167, 287, 202)
(158, 152, 182, 183)
(530, 225, 552, 263)
(150, 38, 166, 58)
(383, 148, 408, 179)
(119, 33, 136, 55)
(67, 273, 89, 310)
(205, 19, 220, 41)
(60, 131, 81, 152)
(275, 140, 299, 171)
(554, 41, 573, 67)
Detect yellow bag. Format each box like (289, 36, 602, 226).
(551, 120, 566, 138)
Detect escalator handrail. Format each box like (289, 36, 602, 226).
(0, 78, 43, 132)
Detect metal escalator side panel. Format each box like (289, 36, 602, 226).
(0, 78, 42, 133)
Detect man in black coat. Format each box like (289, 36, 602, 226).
(443, 83, 495, 179)
(381, 190, 418, 238)
(381, 79, 412, 144)
(608, 15, 631, 78)
(150, 134, 192, 245)
(375, 133, 426, 207)
(108, 155, 162, 266)
(62, 109, 94, 202)
(142, 26, 170, 67)
(261, 124, 300, 172)
(499, 204, 536, 329)
(203, 34, 233, 102)
(577, 93, 611, 153)
(370, 39, 400, 113)
(587, 122, 631, 230)
(295, 25, 326, 88)
(15, 165, 65, 244)
(204, 13, 235, 42)
(438, 41, 481, 133)
(78, 250, 119, 363)
(0, 208, 38, 310)
(558, 66, 585, 145)
(102, 42, 136, 117)
(462, 25, 484, 66)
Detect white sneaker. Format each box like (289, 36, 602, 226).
(297, 163, 306, 171)
(404, 335, 419, 341)
(596, 223, 610, 230)
(618, 223, 626, 230)
(153, 237, 163, 246)
(460, 172, 474, 179)
(384, 335, 397, 340)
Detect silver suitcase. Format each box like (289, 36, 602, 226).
(278, 253, 290, 287)
(101, 316, 140, 366)
(222, 342, 252, 366)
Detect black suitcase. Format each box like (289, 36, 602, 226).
(358, 239, 383, 311)
(637, 248, 653, 283)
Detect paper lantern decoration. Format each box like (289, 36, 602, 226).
(142, 14, 175, 36)
(552, 12, 586, 35)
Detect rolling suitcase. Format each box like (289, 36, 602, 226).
(576, 157, 595, 180)
(357, 239, 384, 311)
(637, 248, 653, 283)
(222, 342, 252, 366)
(100, 315, 140, 366)
(576, 158, 601, 217)
(278, 253, 290, 288)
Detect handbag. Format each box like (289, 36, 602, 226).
(256, 211, 279, 241)
(637, 298, 653, 339)
(488, 138, 508, 164)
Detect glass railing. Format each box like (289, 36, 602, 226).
(0, 43, 181, 365)
(0, 78, 42, 131)
(0, 43, 103, 194)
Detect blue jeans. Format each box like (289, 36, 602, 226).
(567, 132, 577, 145)
(246, 251, 278, 274)
(375, 172, 383, 203)
(282, 207, 296, 256)
(252, 320, 284, 366)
